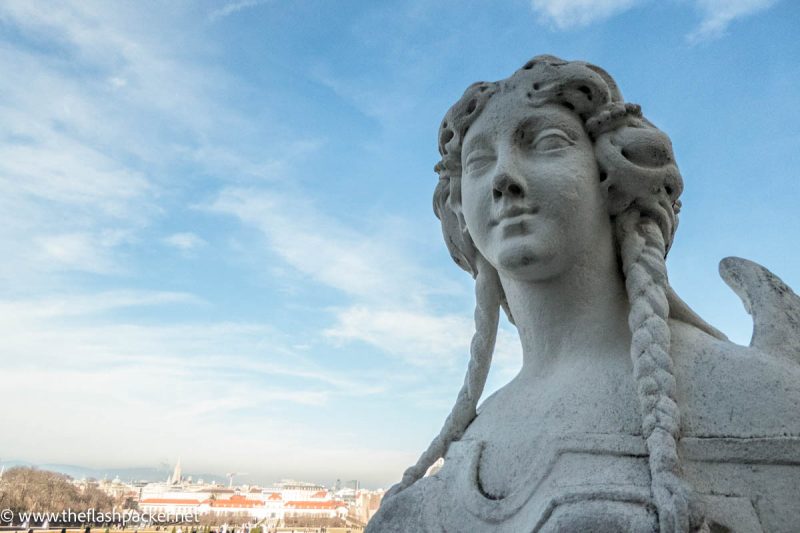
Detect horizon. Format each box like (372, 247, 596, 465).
(0, 458, 363, 490)
(1, 0, 798, 489)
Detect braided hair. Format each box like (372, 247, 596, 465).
(386, 56, 717, 532)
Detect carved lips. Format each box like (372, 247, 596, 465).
(490, 205, 539, 237)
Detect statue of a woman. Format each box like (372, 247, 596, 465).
(366, 56, 800, 533)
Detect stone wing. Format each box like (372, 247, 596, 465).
(719, 256, 800, 365)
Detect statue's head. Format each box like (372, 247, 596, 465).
(433, 55, 682, 284)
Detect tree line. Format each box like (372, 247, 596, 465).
(0, 467, 116, 516)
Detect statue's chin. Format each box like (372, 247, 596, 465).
(492, 242, 561, 282)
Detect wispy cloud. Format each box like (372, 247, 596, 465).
(324, 305, 523, 381)
(312, 68, 420, 125)
(324, 307, 474, 368)
(0, 6, 152, 279)
(687, 0, 778, 43)
(186, 139, 326, 184)
(208, 187, 451, 304)
(208, 183, 522, 382)
(208, 0, 273, 22)
(0, 1, 407, 480)
(530, 0, 644, 30)
(163, 232, 207, 252)
(529, 0, 779, 40)
(0, 289, 384, 474)
(32, 230, 138, 275)
(0, 1, 258, 282)
(0, 290, 202, 319)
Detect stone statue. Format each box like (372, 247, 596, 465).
(366, 56, 800, 532)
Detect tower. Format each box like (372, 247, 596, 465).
(170, 458, 182, 485)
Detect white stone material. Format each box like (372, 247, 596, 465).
(366, 55, 800, 533)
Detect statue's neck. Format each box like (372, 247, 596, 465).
(500, 239, 631, 377)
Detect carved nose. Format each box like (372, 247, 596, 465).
(492, 173, 525, 200)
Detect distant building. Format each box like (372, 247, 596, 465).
(139, 498, 202, 516)
(201, 494, 267, 518)
(274, 480, 327, 502)
(138, 476, 348, 523)
(335, 488, 384, 524)
(283, 500, 348, 521)
(95, 477, 139, 502)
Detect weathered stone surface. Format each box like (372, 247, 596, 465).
(366, 56, 800, 533)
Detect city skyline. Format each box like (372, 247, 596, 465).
(1, 0, 798, 489)
(1, 457, 367, 490)
(0, 460, 380, 527)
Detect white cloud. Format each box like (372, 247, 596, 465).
(0, 8, 150, 279)
(208, 186, 521, 380)
(324, 307, 474, 368)
(185, 138, 326, 183)
(208, 0, 273, 22)
(33, 231, 133, 274)
(312, 68, 419, 125)
(0, 290, 382, 397)
(208, 187, 450, 304)
(324, 306, 523, 380)
(0, 1, 261, 282)
(163, 232, 207, 252)
(687, 0, 778, 43)
(0, 1, 411, 483)
(0, 290, 386, 477)
(529, 0, 778, 38)
(0, 290, 201, 319)
(0, 127, 151, 216)
(0, 2, 230, 145)
(530, 0, 644, 30)
(0, 364, 335, 474)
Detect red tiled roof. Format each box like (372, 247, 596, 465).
(267, 493, 281, 500)
(141, 499, 201, 505)
(209, 497, 264, 508)
(310, 491, 328, 499)
(284, 500, 344, 510)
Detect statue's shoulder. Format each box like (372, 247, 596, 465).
(670, 256, 800, 438)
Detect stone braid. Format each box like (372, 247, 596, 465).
(617, 210, 696, 533)
(382, 259, 502, 501)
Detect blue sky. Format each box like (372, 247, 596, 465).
(0, 0, 798, 489)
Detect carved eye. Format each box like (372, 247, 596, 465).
(532, 129, 574, 152)
(464, 151, 496, 173)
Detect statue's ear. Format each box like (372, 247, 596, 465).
(434, 177, 479, 278)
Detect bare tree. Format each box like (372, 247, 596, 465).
(0, 467, 115, 522)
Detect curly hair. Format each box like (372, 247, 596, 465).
(380, 56, 732, 532)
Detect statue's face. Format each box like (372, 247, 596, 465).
(460, 91, 610, 281)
